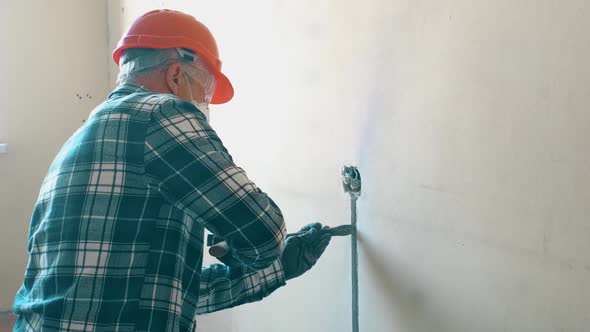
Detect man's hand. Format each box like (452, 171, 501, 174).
(282, 223, 332, 280)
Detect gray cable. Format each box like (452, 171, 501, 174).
(351, 195, 359, 332)
(342, 166, 361, 332)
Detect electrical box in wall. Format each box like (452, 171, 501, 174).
(0, 143, 8, 155)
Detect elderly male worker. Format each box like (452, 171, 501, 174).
(13, 9, 332, 332)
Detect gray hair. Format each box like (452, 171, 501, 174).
(116, 48, 208, 84)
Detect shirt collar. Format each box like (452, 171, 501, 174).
(108, 82, 155, 99)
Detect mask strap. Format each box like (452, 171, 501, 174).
(183, 72, 196, 103)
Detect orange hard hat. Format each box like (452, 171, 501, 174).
(113, 9, 234, 104)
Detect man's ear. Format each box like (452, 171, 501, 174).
(165, 63, 183, 94)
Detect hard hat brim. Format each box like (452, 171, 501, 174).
(211, 71, 234, 105)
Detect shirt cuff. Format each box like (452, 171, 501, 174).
(244, 259, 287, 299)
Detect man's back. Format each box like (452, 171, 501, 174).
(14, 83, 286, 331)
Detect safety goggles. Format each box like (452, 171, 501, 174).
(176, 48, 217, 103)
(182, 63, 217, 103)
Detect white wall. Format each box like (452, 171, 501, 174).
(0, 1, 111, 310)
(44, 0, 590, 331)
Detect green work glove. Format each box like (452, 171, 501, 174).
(282, 223, 332, 280)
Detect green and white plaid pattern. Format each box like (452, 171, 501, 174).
(13, 83, 287, 331)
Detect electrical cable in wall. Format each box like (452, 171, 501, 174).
(342, 166, 361, 332)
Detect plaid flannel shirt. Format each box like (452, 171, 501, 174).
(13, 83, 287, 332)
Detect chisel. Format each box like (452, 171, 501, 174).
(208, 224, 352, 258)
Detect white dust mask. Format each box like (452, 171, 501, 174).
(193, 101, 210, 121)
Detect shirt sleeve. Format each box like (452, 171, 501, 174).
(144, 97, 286, 269)
(196, 260, 286, 314)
